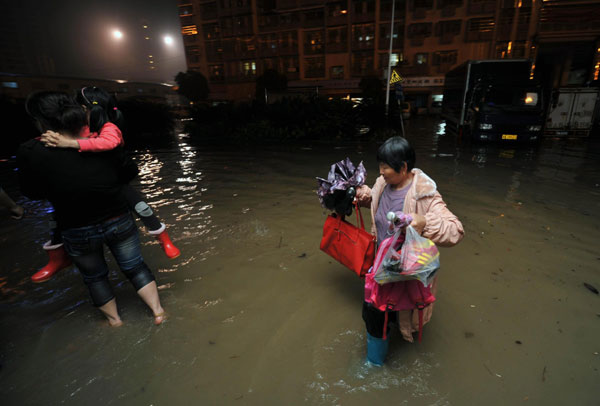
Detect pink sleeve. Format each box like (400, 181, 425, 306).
(422, 192, 464, 247)
(78, 123, 124, 152)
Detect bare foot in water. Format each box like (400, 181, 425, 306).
(106, 315, 123, 327)
(154, 311, 167, 325)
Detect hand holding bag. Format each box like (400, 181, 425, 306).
(320, 202, 375, 277)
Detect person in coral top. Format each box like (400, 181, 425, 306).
(30, 86, 180, 283)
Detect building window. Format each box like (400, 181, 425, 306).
(465, 17, 494, 41)
(435, 20, 461, 36)
(180, 15, 194, 26)
(179, 5, 193, 16)
(328, 2, 348, 18)
(330, 65, 345, 79)
(438, 0, 463, 8)
(353, 0, 375, 15)
(409, 0, 434, 10)
(304, 30, 325, 55)
(432, 50, 457, 65)
(240, 60, 257, 78)
(281, 56, 299, 74)
(351, 51, 373, 76)
(467, 0, 496, 15)
(415, 53, 428, 65)
(352, 23, 375, 50)
(512, 41, 526, 58)
(209, 64, 224, 81)
(305, 57, 325, 78)
(407, 22, 433, 38)
(379, 23, 403, 49)
(258, 14, 278, 29)
(279, 13, 300, 27)
(203, 23, 219, 40)
(259, 33, 278, 53)
(379, 52, 403, 69)
(279, 30, 298, 53)
(304, 10, 324, 27)
(261, 58, 277, 72)
(185, 46, 201, 63)
(327, 27, 348, 53)
(205, 40, 223, 61)
(2, 81, 18, 88)
(181, 25, 198, 36)
(200, 2, 217, 19)
(258, 0, 277, 12)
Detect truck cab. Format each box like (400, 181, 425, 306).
(442, 59, 545, 143)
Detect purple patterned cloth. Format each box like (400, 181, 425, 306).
(316, 158, 367, 208)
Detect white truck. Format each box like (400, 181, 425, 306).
(544, 88, 599, 137)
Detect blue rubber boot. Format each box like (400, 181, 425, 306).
(366, 332, 389, 366)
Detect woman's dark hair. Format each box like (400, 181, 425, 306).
(75, 86, 124, 133)
(25, 91, 87, 134)
(376, 136, 416, 172)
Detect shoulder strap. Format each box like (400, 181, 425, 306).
(354, 201, 366, 230)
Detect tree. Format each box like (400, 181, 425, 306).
(255, 69, 288, 102)
(174, 70, 209, 102)
(359, 75, 384, 103)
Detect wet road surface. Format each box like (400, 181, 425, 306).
(1, 117, 599, 405)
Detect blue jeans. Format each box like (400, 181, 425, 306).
(62, 213, 155, 307)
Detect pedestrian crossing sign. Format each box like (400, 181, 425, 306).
(389, 70, 403, 85)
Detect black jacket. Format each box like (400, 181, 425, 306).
(17, 139, 139, 229)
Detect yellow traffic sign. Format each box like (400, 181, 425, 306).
(389, 70, 403, 85)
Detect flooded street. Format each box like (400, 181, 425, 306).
(1, 117, 599, 405)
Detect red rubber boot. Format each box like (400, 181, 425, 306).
(31, 241, 72, 283)
(154, 228, 180, 259)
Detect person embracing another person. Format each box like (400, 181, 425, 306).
(18, 91, 166, 326)
(30, 86, 180, 284)
(355, 136, 464, 364)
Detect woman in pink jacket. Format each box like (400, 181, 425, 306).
(356, 136, 464, 364)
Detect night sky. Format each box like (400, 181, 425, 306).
(7, 0, 187, 83)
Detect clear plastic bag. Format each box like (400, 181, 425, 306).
(373, 226, 440, 287)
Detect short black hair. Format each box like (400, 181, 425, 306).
(376, 136, 415, 172)
(25, 91, 87, 134)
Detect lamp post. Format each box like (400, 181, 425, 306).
(385, 0, 396, 117)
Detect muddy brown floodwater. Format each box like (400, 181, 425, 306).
(1, 118, 599, 405)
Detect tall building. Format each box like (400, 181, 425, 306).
(178, 0, 600, 107)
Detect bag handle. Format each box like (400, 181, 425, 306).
(354, 201, 366, 230)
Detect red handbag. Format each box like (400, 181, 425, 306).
(320, 202, 376, 277)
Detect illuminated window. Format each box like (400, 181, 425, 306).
(304, 30, 324, 55)
(466, 17, 494, 41)
(241, 61, 257, 77)
(2, 81, 18, 88)
(415, 53, 428, 65)
(181, 25, 198, 36)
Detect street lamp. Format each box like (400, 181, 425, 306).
(163, 35, 174, 46)
(112, 29, 123, 40)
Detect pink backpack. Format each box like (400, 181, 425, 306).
(364, 233, 436, 342)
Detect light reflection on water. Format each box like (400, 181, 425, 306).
(1, 117, 599, 405)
